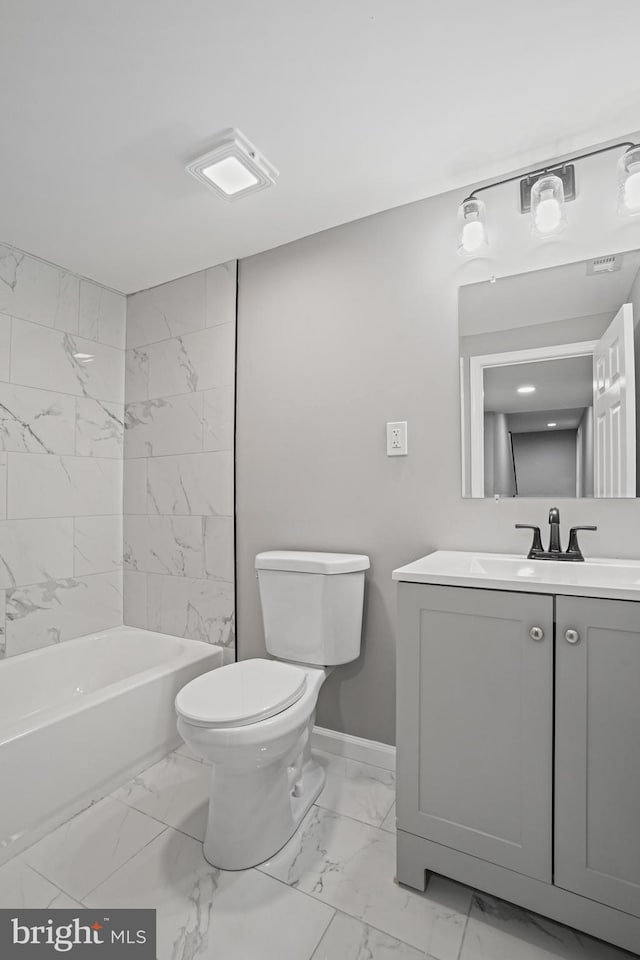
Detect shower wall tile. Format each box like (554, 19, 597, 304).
(124, 515, 204, 578)
(0, 590, 5, 657)
(145, 323, 235, 400)
(8, 454, 122, 519)
(123, 458, 147, 515)
(75, 398, 124, 458)
(0, 244, 79, 333)
(5, 571, 123, 657)
(0, 382, 76, 455)
(0, 518, 74, 589)
(10, 318, 124, 404)
(0, 314, 10, 381)
(203, 386, 234, 452)
(124, 394, 203, 459)
(126, 271, 206, 349)
(146, 574, 234, 651)
(124, 263, 236, 659)
(0, 453, 6, 519)
(123, 571, 147, 629)
(205, 263, 236, 327)
(125, 347, 149, 403)
(78, 279, 126, 350)
(204, 517, 235, 581)
(0, 246, 125, 659)
(146, 451, 233, 517)
(74, 516, 123, 577)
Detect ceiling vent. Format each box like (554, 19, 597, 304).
(586, 253, 623, 275)
(186, 128, 278, 201)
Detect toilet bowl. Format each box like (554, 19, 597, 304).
(177, 659, 328, 869)
(175, 550, 369, 870)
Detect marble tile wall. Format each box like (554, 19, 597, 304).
(0, 243, 126, 657)
(123, 262, 236, 662)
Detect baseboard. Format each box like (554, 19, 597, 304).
(311, 725, 396, 771)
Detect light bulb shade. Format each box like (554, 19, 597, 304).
(457, 198, 488, 256)
(530, 174, 567, 237)
(617, 145, 640, 215)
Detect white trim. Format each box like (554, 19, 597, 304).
(460, 356, 467, 496)
(312, 725, 396, 771)
(469, 340, 598, 498)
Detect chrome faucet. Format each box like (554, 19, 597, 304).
(516, 507, 597, 562)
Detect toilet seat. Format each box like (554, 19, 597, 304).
(175, 658, 307, 729)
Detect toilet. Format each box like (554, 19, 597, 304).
(175, 550, 369, 870)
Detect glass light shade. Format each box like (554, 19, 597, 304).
(617, 146, 640, 215)
(457, 198, 488, 256)
(530, 174, 567, 237)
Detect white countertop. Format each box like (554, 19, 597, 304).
(392, 550, 640, 601)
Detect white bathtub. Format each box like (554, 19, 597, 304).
(0, 626, 222, 865)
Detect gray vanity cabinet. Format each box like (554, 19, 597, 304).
(555, 595, 640, 918)
(396, 583, 553, 882)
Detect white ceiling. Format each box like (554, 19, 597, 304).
(3, 1, 640, 293)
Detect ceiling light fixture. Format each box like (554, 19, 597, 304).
(456, 139, 640, 256)
(517, 385, 536, 394)
(547, 422, 557, 428)
(186, 128, 278, 201)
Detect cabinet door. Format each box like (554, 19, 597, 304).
(555, 596, 640, 917)
(396, 583, 553, 882)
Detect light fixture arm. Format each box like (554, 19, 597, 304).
(463, 140, 638, 204)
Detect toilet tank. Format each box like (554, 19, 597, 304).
(255, 551, 370, 666)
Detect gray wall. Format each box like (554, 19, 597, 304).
(123, 263, 237, 663)
(236, 140, 640, 747)
(511, 430, 577, 498)
(0, 243, 125, 658)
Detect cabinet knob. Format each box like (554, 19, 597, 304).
(529, 626, 544, 641)
(565, 629, 580, 645)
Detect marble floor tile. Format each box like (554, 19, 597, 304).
(314, 750, 396, 827)
(113, 752, 211, 841)
(23, 796, 165, 900)
(380, 802, 396, 834)
(85, 828, 335, 960)
(0, 856, 83, 909)
(174, 741, 209, 764)
(259, 805, 472, 957)
(460, 893, 637, 960)
(311, 911, 424, 960)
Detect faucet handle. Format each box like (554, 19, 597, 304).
(515, 524, 543, 558)
(566, 526, 597, 561)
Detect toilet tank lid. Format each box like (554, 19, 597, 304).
(255, 551, 370, 574)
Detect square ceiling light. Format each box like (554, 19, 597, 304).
(186, 128, 278, 201)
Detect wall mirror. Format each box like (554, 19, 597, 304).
(459, 248, 640, 498)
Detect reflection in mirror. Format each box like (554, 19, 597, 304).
(459, 250, 640, 498)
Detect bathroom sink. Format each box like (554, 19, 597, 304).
(392, 551, 640, 600)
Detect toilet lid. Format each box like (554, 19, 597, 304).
(175, 658, 307, 728)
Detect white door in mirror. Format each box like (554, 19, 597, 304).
(387, 421, 408, 456)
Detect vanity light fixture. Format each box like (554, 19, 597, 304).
(186, 128, 279, 201)
(517, 385, 536, 394)
(457, 140, 640, 256)
(457, 197, 488, 255)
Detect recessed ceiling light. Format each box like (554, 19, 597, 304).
(517, 385, 536, 394)
(547, 422, 557, 427)
(186, 128, 278, 201)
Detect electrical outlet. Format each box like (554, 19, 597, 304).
(386, 421, 408, 456)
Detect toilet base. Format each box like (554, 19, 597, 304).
(202, 751, 326, 871)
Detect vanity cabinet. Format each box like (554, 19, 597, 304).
(395, 579, 640, 954)
(555, 596, 640, 918)
(396, 584, 553, 882)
